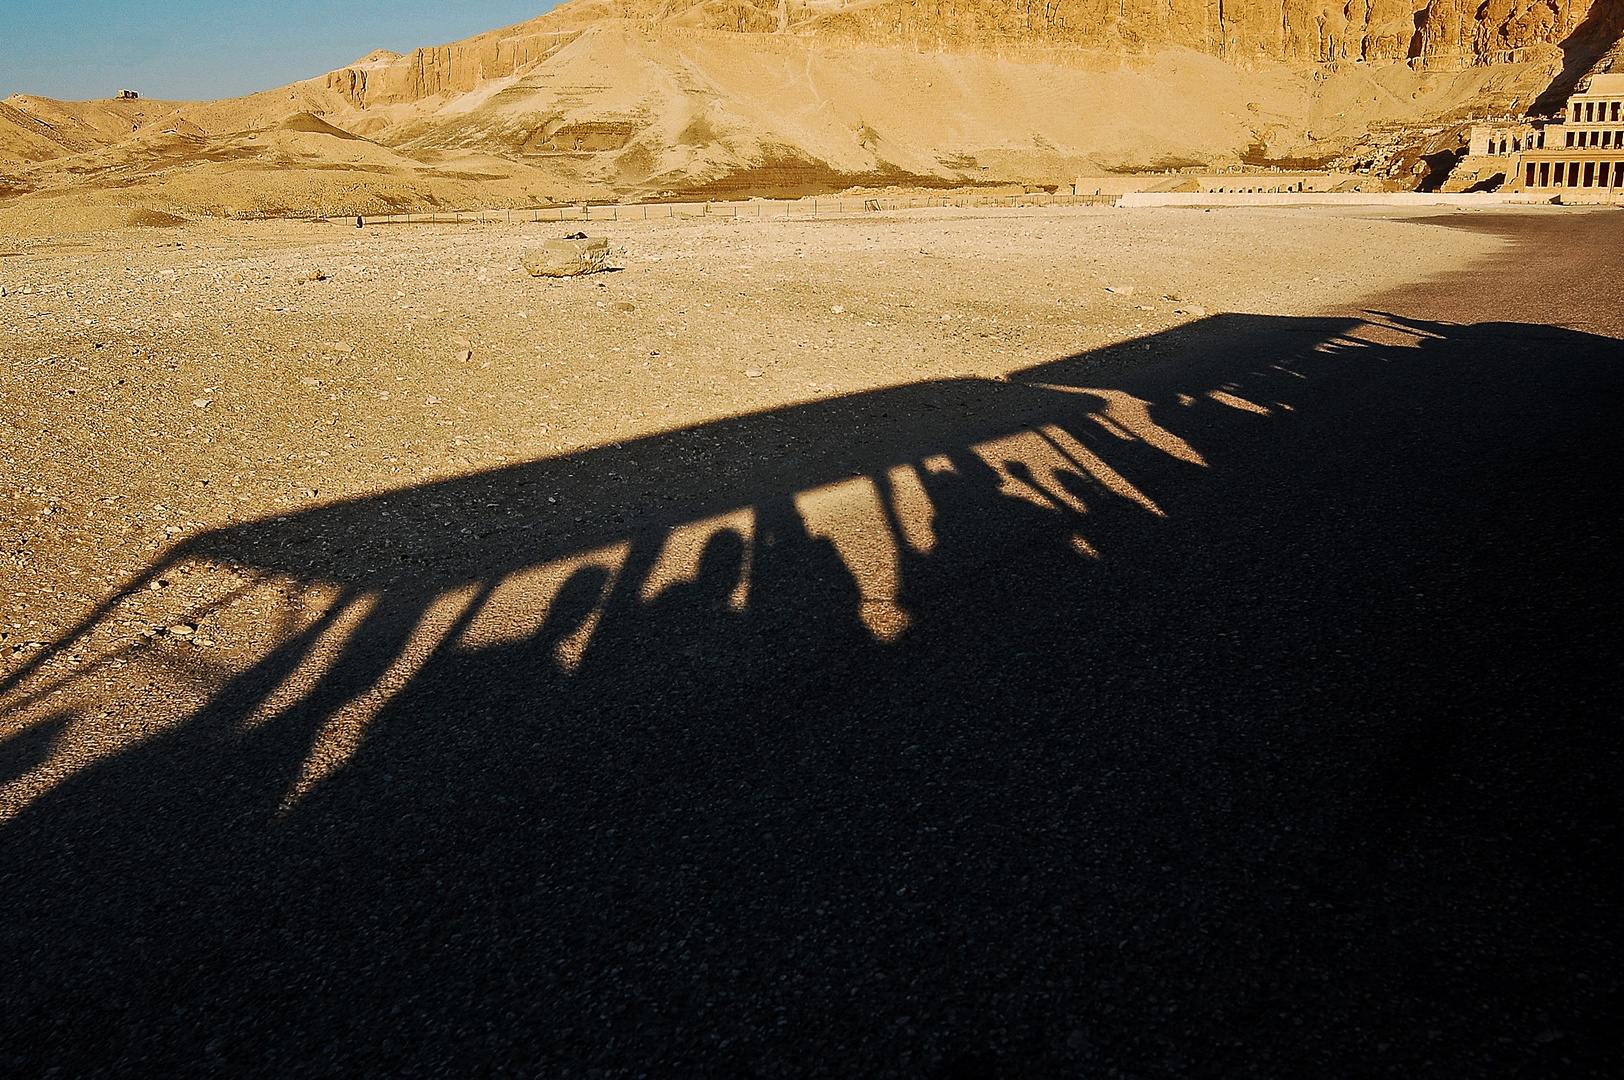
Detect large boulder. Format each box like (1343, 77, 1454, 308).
(521, 238, 612, 278)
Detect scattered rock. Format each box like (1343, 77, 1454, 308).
(455, 349, 473, 362)
(191, 398, 212, 408)
(168, 624, 194, 637)
(1174, 305, 1207, 317)
(1105, 285, 1134, 295)
(293, 269, 327, 285)
(744, 369, 763, 377)
(521, 238, 612, 278)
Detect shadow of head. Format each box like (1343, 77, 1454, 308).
(537, 564, 614, 647)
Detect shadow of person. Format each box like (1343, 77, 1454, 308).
(378, 563, 615, 774)
(519, 563, 616, 670)
(742, 491, 872, 656)
(668, 528, 748, 621)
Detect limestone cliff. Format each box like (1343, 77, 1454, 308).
(8, 0, 1619, 212)
(324, 0, 1623, 110)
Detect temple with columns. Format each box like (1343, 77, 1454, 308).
(1508, 42, 1624, 200)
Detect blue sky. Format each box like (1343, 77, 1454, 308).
(0, 1, 558, 102)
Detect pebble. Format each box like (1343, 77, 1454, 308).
(455, 350, 473, 362)
(192, 398, 212, 408)
(1106, 285, 1135, 295)
(168, 624, 194, 637)
(744, 369, 763, 378)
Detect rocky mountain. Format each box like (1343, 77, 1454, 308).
(2, 0, 1619, 229)
(320, 0, 1624, 108)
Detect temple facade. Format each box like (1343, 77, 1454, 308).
(1510, 73, 1624, 198)
(1502, 36, 1624, 200)
(1468, 121, 1536, 158)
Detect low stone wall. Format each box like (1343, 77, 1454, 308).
(1118, 191, 1562, 207)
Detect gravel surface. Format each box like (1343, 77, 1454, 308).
(1, 206, 1619, 1077)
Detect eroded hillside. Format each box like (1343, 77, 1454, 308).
(1, 0, 1618, 230)
(319, 0, 1624, 103)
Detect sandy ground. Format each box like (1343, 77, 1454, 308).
(0, 205, 1506, 811)
(2, 204, 1621, 1077)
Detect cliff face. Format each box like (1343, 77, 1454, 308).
(324, 0, 1621, 110)
(7, 0, 1619, 211)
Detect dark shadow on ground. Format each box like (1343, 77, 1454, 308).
(1, 261, 1622, 1076)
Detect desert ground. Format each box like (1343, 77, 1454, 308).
(2, 204, 1621, 1075)
(0, 203, 1504, 686)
